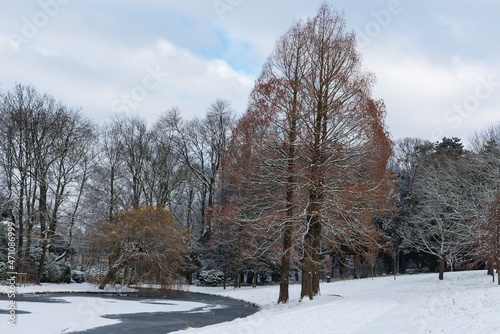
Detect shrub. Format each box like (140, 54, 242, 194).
(197, 270, 224, 287)
(44, 260, 62, 282)
(59, 262, 72, 283)
(29, 245, 72, 283)
(406, 269, 419, 275)
(71, 270, 85, 283)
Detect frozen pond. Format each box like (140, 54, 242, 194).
(0, 291, 258, 333)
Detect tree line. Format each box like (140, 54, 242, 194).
(0, 83, 234, 286)
(389, 134, 500, 284)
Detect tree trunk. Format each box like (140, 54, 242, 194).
(396, 250, 400, 277)
(278, 224, 292, 303)
(17, 176, 25, 262)
(301, 178, 321, 299)
(36, 240, 48, 284)
(488, 261, 494, 277)
(36, 176, 48, 284)
(186, 187, 194, 228)
(312, 219, 321, 295)
(253, 270, 258, 288)
(99, 266, 118, 290)
(207, 179, 214, 239)
(109, 165, 115, 222)
(234, 271, 239, 289)
(99, 255, 127, 289)
(393, 250, 397, 280)
(278, 86, 298, 303)
(439, 257, 445, 280)
(400, 252, 406, 274)
(200, 184, 208, 241)
(301, 231, 315, 300)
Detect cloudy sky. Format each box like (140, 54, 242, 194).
(0, 0, 499, 145)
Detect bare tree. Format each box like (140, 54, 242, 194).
(467, 123, 500, 281)
(386, 137, 433, 276)
(296, 4, 394, 299)
(114, 115, 153, 209)
(0, 84, 43, 267)
(247, 17, 309, 303)
(0, 84, 96, 283)
(214, 3, 394, 302)
(401, 140, 476, 280)
(98, 122, 126, 222)
(146, 115, 185, 207)
(173, 100, 235, 240)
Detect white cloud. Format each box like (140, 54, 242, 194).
(0, 0, 498, 144)
(364, 45, 500, 144)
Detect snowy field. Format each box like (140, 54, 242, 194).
(183, 270, 500, 334)
(1, 270, 499, 333)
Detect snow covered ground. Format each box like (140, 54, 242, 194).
(0, 283, 208, 333)
(183, 270, 500, 334)
(1, 270, 499, 333)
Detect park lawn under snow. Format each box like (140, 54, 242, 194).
(1, 270, 499, 333)
(183, 270, 500, 334)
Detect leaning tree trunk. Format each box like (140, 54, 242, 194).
(99, 255, 128, 289)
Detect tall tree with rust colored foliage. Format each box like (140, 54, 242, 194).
(214, 3, 395, 302)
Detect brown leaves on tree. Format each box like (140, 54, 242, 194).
(211, 3, 396, 302)
(469, 190, 500, 284)
(90, 205, 195, 290)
